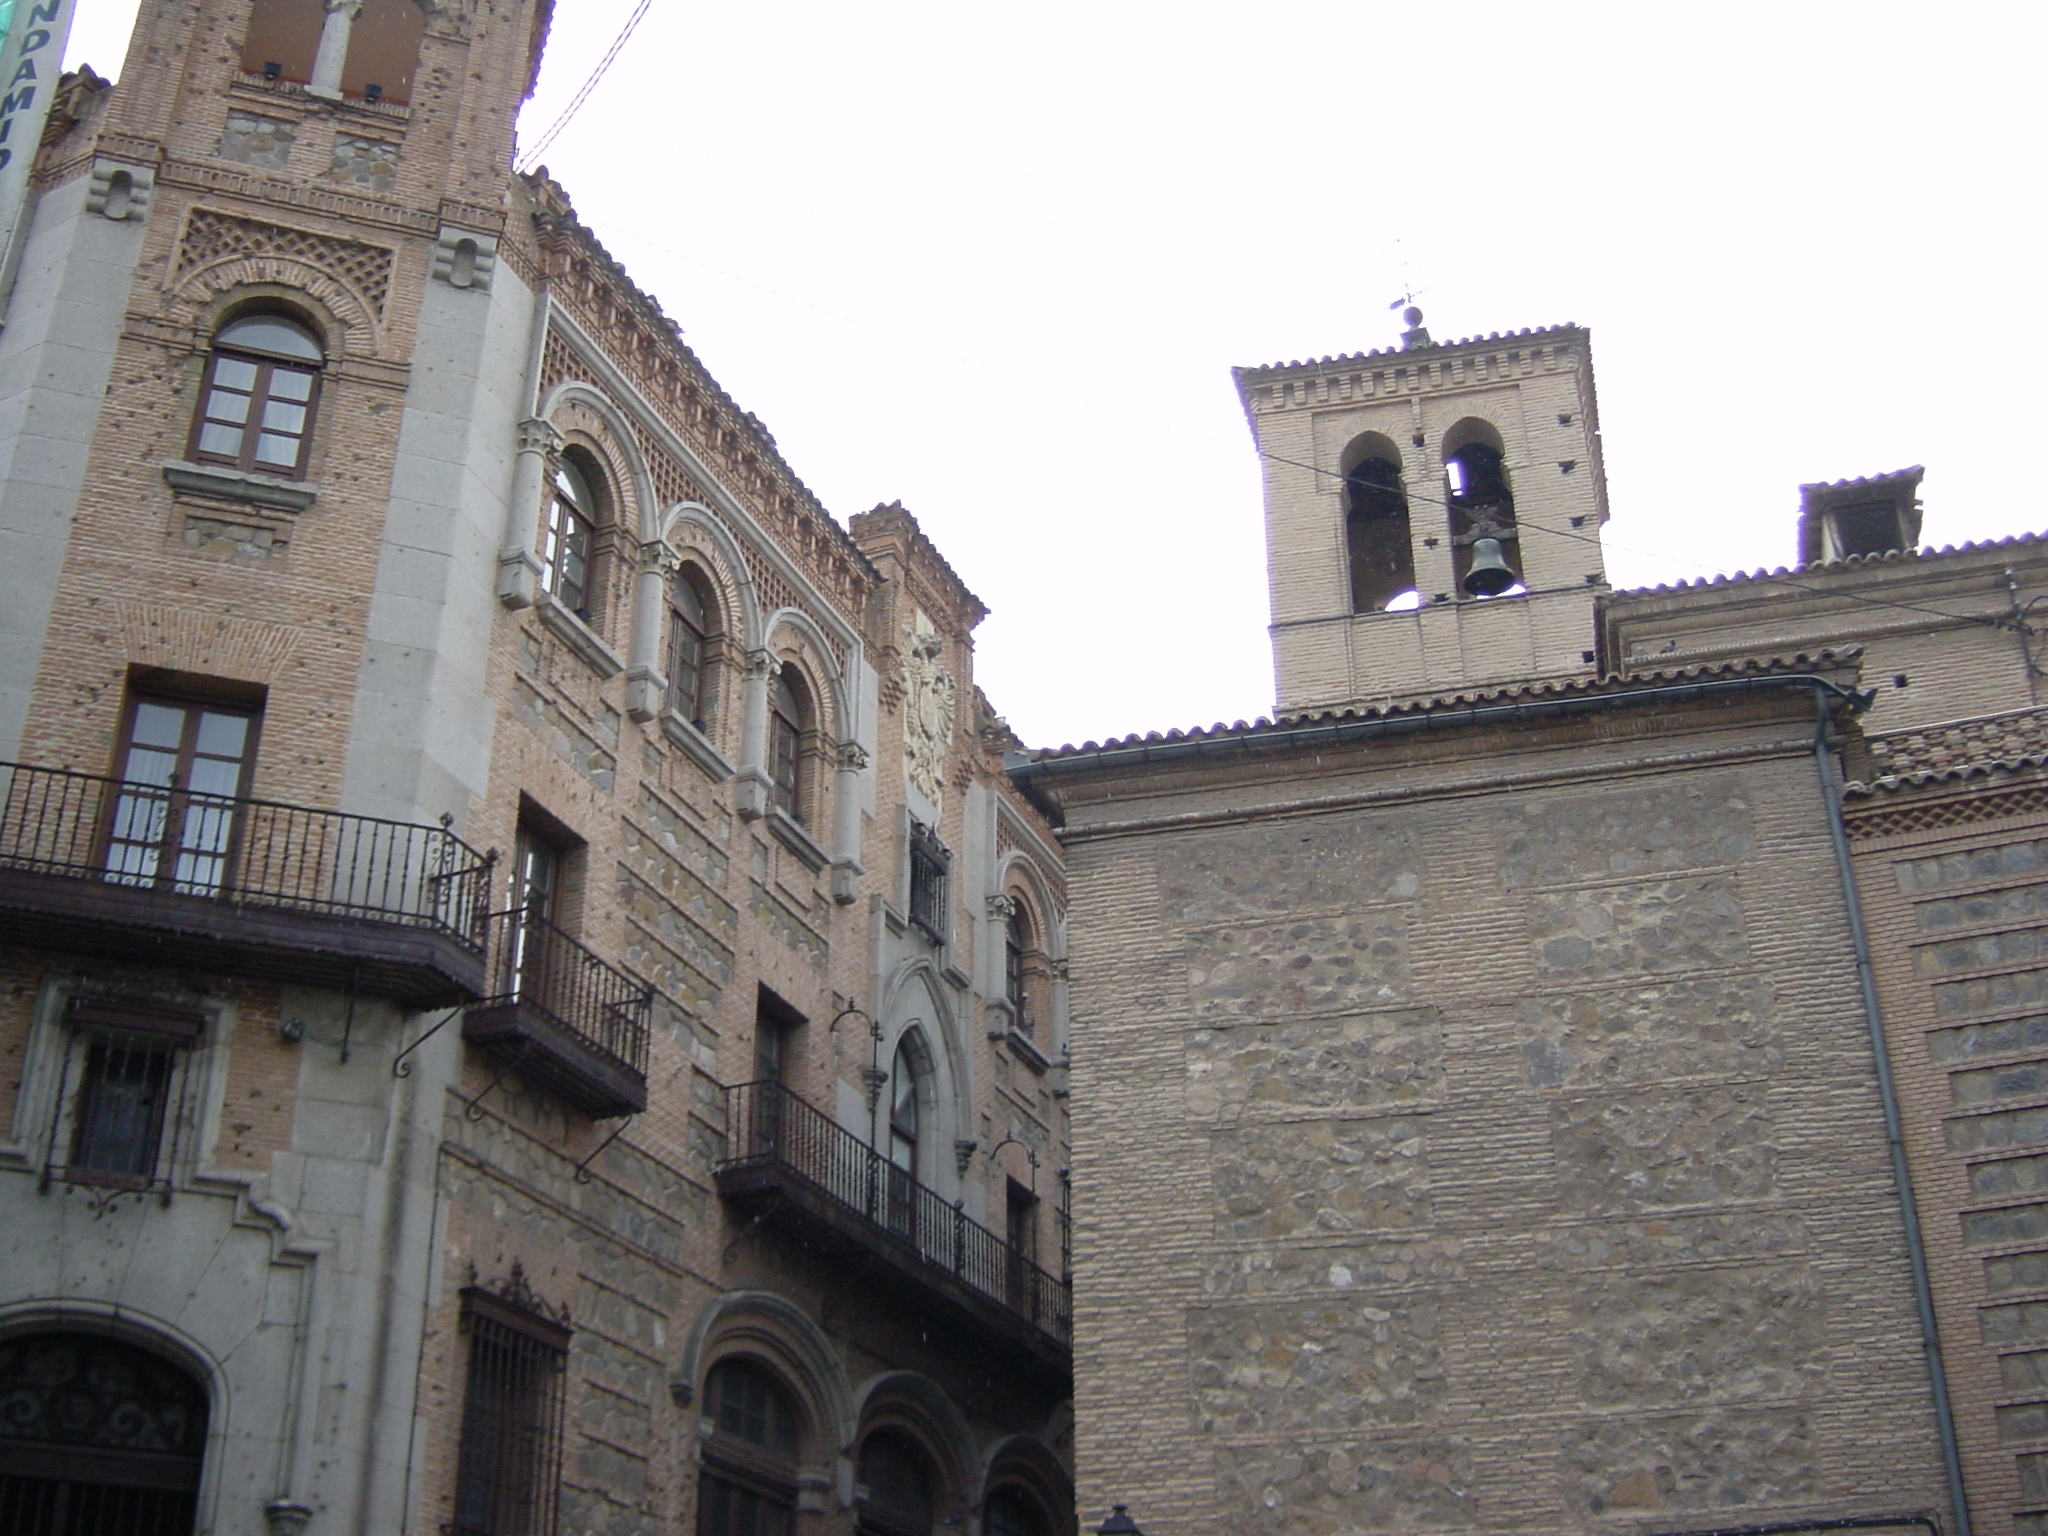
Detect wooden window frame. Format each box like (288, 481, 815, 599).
(669, 569, 717, 729)
(189, 317, 323, 478)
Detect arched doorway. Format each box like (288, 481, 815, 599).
(0, 1331, 208, 1535)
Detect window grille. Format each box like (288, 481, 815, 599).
(41, 999, 204, 1201)
(451, 1285, 570, 1536)
(907, 823, 948, 942)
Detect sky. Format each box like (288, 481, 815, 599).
(65, 1, 2048, 750)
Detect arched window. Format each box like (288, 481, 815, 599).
(669, 569, 719, 729)
(857, 1429, 934, 1536)
(1342, 442, 1417, 613)
(1443, 425, 1521, 598)
(699, 1359, 799, 1536)
(884, 1034, 930, 1237)
(241, 0, 425, 103)
(191, 312, 323, 476)
(0, 1332, 209, 1534)
(1005, 907, 1031, 1030)
(543, 455, 601, 619)
(985, 1486, 1048, 1536)
(768, 669, 809, 822)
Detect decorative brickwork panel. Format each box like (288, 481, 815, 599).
(329, 133, 399, 191)
(178, 207, 395, 315)
(1500, 775, 1755, 889)
(218, 113, 293, 168)
(1157, 817, 1419, 922)
(1184, 1011, 1442, 1120)
(1533, 1212, 1809, 1269)
(1210, 1436, 1476, 1532)
(1209, 1117, 1431, 1239)
(1971, 1154, 2048, 1198)
(1186, 1296, 1444, 1434)
(1897, 837, 2048, 893)
(1527, 874, 1750, 978)
(1200, 1238, 1465, 1301)
(1931, 1015, 2048, 1062)
(1549, 1084, 1777, 1211)
(1946, 1105, 2048, 1155)
(1847, 783, 2048, 840)
(1187, 913, 1411, 1020)
(1982, 1300, 2048, 1347)
(1952, 1059, 2048, 1108)
(1559, 1409, 1814, 1518)
(1514, 974, 1778, 1089)
(1570, 1266, 1825, 1407)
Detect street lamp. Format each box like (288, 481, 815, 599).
(1095, 1507, 1144, 1536)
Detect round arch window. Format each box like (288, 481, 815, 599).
(698, 1358, 799, 1536)
(857, 1427, 934, 1536)
(0, 1331, 209, 1533)
(191, 312, 324, 476)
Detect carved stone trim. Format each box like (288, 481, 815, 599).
(986, 893, 1019, 921)
(828, 859, 862, 906)
(638, 539, 683, 579)
(766, 808, 830, 871)
(663, 711, 735, 785)
(836, 741, 870, 772)
(86, 159, 154, 221)
(162, 460, 317, 512)
(518, 417, 565, 457)
(531, 593, 625, 680)
(430, 225, 497, 292)
(498, 548, 542, 609)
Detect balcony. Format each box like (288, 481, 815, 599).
(0, 760, 491, 1006)
(715, 1080, 1072, 1380)
(462, 908, 651, 1119)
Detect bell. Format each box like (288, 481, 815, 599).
(1462, 537, 1518, 598)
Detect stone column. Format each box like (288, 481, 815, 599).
(308, 0, 359, 98)
(733, 649, 776, 820)
(498, 417, 562, 608)
(829, 741, 868, 903)
(625, 540, 678, 721)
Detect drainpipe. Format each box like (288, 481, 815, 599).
(1811, 685, 1972, 1536)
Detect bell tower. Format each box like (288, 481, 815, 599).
(1233, 316, 1612, 715)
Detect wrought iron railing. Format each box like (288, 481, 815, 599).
(480, 906, 652, 1079)
(0, 759, 493, 947)
(719, 1079, 1071, 1341)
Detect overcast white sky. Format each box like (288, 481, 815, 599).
(68, 1, 2048, 750)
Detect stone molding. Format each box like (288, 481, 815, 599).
(161, 460, 317, 513)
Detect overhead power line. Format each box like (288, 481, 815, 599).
(516, 0, 651, 173)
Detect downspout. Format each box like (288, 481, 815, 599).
(1811, 683, 1971, 1536)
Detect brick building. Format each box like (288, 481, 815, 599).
(1016, 322, 2048, 1536)
(0, 5, 1070, 1535)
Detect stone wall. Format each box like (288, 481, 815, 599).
(1060, 718, 1950, 1536)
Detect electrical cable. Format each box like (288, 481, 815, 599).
(1256, 447, 2034, 636)
(515, 0, 651, 172)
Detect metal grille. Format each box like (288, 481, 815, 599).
(0, 1476, 198, 1536)
(451, 1309, 568, 1536)
(720, 1081, 1072, 1342)
(0, 760, 492, 946)
(484, 907, 653, 1078)
(907, 826, 948, 943)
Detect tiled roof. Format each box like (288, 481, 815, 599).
(1799, 465, 1926, 495)
(1615, 530, 2048, 600)
(1236, 324, 1583, 377)
(1849, 708, 2048, 795)
(1021, 650, 1860, 761)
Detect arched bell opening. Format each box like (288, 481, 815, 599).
(0, 1330, 210, 1534)
(1340, 433, 1418, 613)
(1442, 420, 1523, 598)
